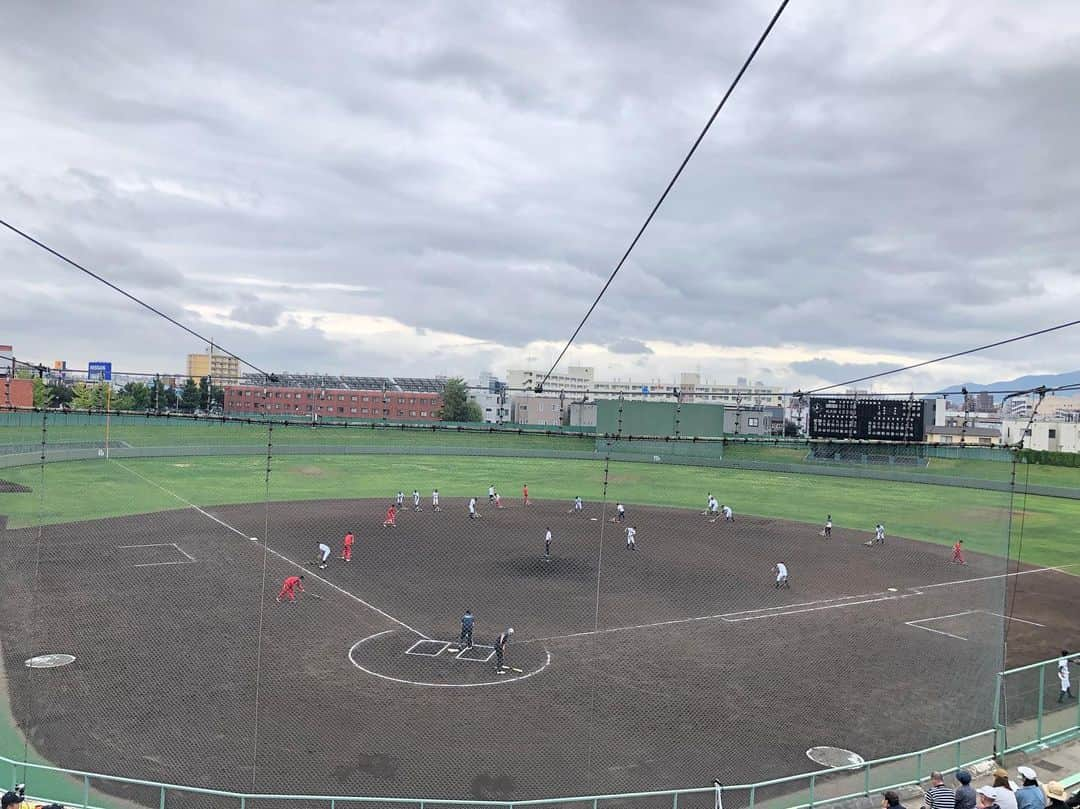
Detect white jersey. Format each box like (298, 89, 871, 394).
(1060, 666, 1071, 689)
(318, 543, 331, 560)
(876, 525, 885, 540)
(488, 486, 495, 498)
(432, 491, 439, 505)
(574, 497, 583, 510)
(396, 492, 404, 505)
(722, 506, 733, 519)
(545, 530, 552, 543)
(617, 504, 625, 516)
(625, 527, 636, 544)
(468, 498, 476, 513)
(776, 562, 788, 580)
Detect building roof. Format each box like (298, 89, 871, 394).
(239, 374, 445, 392)
(927, 426, 1001, 437)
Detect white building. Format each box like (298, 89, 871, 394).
(1002, 419, 1080, 453)
(506, 366, 778, 406)
(468, 372, 510, 423)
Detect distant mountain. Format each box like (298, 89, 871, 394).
(938, 369, 1080, 398)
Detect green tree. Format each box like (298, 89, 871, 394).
(197, 377, 223, 411)
(439, 377, 483, 422)
(71, 382, 108, 410)
(115, 382, 150, 411)
(180, 378, 201, 412)
(150, 376, 168, 411)
(45, 382, 73, 408)
(31, 377, 46, 408)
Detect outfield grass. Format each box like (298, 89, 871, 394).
(5, 414, 1080, 489)
(2, 453, 1078, 569)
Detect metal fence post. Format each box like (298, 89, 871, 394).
(159, 785, 166, 809)
(915, 752, 923, 784)
(809, 774, 815, 807)
(749, 785, 755, 808)
(82, 774, 89, 809)
(1037, 663, 1045, 743)
(673, 791, 679, 809)
(864, 763, 871, 795)
(240, 796, 246, 809)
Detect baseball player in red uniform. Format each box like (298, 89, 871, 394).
(383, 504, 397, 527)
(277, 575, 304, 602)
(522, 484, 530, 506)
(342, 531, 354, 561)
(951, 540, 966, 565)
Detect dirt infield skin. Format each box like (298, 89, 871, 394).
(0, 497, 1074, 803)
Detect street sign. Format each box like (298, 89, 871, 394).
(87, 362, 112, 382)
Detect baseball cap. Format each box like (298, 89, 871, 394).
(977, 786, 998, 800)
(1017, 765, 1037, 781)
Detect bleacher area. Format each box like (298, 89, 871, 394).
(807, 444, 930, 467)
(241, 373, 445, 392)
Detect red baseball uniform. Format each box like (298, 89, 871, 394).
(522, 485, 529, 505)
(952, 541, 964, 563)
(277, 575, 304, 601)
(384, 505, 397, 526)
(343, 532, 354, 561)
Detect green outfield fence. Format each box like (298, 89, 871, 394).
(2, 653, 1077, 809)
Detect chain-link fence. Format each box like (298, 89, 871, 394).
(1, 408, 1073, 806)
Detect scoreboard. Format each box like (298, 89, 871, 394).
(808, 397, 925, 441)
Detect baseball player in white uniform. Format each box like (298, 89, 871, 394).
(432, 489, 440, 511)
(316, 542, 331, 570)
(625, 525, 637, 549)
(775, 562, 789, 588)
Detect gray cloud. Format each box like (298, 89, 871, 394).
(2, 1, 1080, 387)
(789, 358, 898, 385)
(608, 338, 653, 355)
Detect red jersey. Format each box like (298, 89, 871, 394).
(386, 506, 396, 520)
(523, 485, 529, 498)
(282, 575, 302, 590)
(344, 533, 354, 547)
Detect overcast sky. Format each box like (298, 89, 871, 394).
(2, 1, 1079, 392)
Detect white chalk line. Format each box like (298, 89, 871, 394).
(905, 609, 1047, 642)
(348, 631, 551, 688)
(521, 564, 1072, 644)
(120, 541, 196, 565)
(111, 460, 428, 638)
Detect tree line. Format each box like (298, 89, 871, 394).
(19, 373, 224, 414)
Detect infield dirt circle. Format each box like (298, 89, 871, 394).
(0, 497, 1072, 802)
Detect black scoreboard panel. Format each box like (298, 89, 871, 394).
(808, 397, 925, 441)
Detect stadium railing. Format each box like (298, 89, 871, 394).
(3, 652, 1078, 809)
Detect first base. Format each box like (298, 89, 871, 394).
(250, 537, 258, 541)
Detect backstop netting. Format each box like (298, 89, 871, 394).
(1, 403, 1072, 809)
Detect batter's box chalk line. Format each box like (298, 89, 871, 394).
(454, 644, 496, 663)
(349, 631, 552, 688)
(405, 640, 450, 657)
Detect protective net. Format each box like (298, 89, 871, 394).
(0, 396, 1075, 809)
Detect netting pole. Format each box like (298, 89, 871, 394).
(248, 424, 274, 790)
(1036, 663, 1045, 743)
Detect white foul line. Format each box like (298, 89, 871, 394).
(905, 623, 968, 642)
(133, 560, 197, 568)
(111, 460, 428, 639)
(521, 564, 1072, 644)
(120, 542, 196, 565)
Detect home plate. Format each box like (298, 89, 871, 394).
(250, 537, 259, 541)
(887, 587, 898, 592)
(590, 517, 599, 521)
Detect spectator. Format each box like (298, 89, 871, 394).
(924, 771, 957, 809)
(1, 785, 25, 809)
(990, 770, 1018, 809)
(884, 790, 907, 809)
(1013, 766, 1045, 809)
(955, 770, 977, 809)
(977, 787, 1002, 809)
(1045, 782, 1068, 809)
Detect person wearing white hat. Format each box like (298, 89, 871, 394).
(976, 786, 1001, 809)
(1014, 766, 1045, 809)
(493, 627, 514, 673)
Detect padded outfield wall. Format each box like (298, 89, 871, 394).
(596, 399, 725, 437)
